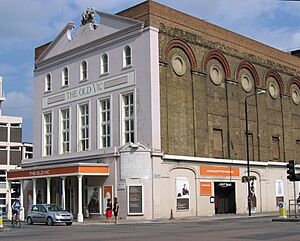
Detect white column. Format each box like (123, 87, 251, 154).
(20, 180, 25, 221)
(32, 179, 37, 205)
(77, 175, 83, 222)
(61, 177, 66, 210)
(7, 181, 12, 220)
(46, 177, 51, 204)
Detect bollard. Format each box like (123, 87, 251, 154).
(169, 209, 174, 220)
(278, 202, 287, 219)
(0, 208, 3, 228)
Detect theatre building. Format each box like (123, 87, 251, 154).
(8, 1, 300, 222)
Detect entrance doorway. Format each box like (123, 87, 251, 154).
(214, 182, 236, 214)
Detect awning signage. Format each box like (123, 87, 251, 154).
(200, 166, 240, 177)
(7, 165, 109, 180)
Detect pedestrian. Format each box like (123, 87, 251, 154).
(106, 198, 112, 223)
(113, 197, 119, 224)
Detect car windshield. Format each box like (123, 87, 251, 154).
(46, 204, 63, 212)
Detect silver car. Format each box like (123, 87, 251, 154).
(27, 204, 73, 226)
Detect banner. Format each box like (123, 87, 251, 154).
(176, 177, 189, 210)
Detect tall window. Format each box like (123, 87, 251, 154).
(61, 108, 70, 154)
(80, 60, 88, 80)
(100, 99, 111, 148)
(213, 129, 223, 158)
(122, 93, 134, 144)
(45, 73, 52, 92)
(44, 113, 52, 156)
(272, 136, 280, 161)
(79, 104, 89, 151)
(62, 67, 69, 86)
(123, 45, 132, 67)
(100, 53, 108, 74)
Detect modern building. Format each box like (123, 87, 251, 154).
(8, 1, 300, 222)
(0, 76, 33, 216)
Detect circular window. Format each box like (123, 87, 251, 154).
(241, 74, 253, 93)
(291, 85, 300, 105)
(269, 82, 278, 99)
(172, 55, 186, 76)
(209, 65, 223, 85)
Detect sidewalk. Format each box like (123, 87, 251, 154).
(0, 212, 279, 228)
(73, 212, 278, 225)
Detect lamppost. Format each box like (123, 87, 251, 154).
(245, 88, 266, 216)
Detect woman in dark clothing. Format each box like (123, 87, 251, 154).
(113, 197, 119, 224)
(106, 199, 112, 223)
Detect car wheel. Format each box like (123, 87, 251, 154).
(47, 217, 54, 226)
(66, 222, 72, 226)
(27, 217, 33, 225)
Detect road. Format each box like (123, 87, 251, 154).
(0, 217, 299, 241)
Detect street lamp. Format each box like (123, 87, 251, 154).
(245, 88, 266, 216)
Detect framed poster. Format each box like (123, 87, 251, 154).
(88, 187, 101, 214)
(275, 180, 284, 206)
(128, 185, 144, 215)
(176, 177, 190, 210)
(26, 190, 33, 212)
(103, 185, 113, 214)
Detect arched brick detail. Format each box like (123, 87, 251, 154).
(235, 61, 260, 86)
(288, 77, 300, 92)
(265, 70, 284, 94)
(162, 38, 197, 70)
(202, 50, 231, 79)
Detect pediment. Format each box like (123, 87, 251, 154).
(37, 10, 143, 62)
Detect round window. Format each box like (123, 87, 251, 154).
(209, 65, 223, 85)
(172, 55, 186, 76)
(291, 85, 300, 105)
(241, 74, 253, 93)
(269, 82, 278, 99)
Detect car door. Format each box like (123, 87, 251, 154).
(39, 205, 48, 223)
(30, 205, 39, 223)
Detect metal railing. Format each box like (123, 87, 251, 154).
(288, 199, 300, 218)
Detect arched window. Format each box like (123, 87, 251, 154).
(123, 45, 132, 67)
(101, 53, 108, 74)
(80, 60, 88, 80)
(45, 73, 52, 92)
(62, 67, 69, 86)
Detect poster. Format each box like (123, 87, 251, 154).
(88, 187, 100, 214)
(246, 180, 257, 208)
(176, 177, 190, 210)
(275, 180, 284, 197)
(103, 185, 113, 214)
(128, 185, 143, 214)
(26, 190, 33, 212)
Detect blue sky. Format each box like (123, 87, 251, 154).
(1, 0, 300, 142)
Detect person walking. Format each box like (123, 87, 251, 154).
(113, 197, 119, 224)
(105, 198, 112, 223)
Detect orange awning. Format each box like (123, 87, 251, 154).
(7, 164, 109, 180)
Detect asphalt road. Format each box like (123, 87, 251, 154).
(0, 217, 299, 241)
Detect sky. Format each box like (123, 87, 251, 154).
(1, 0, 300, 142)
